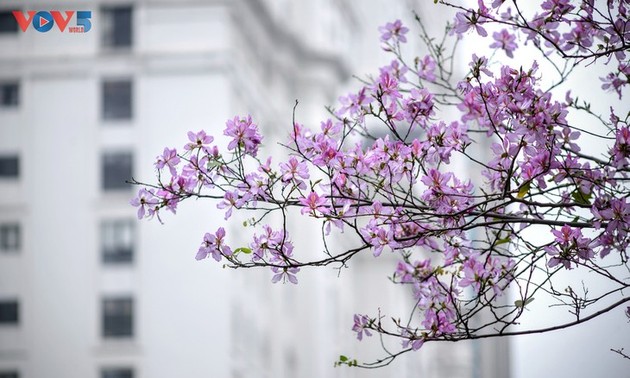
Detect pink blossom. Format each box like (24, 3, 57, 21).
(611, 126, 630, 168)
(417, 55, 436, 81)
(299, 192, 328, 216)
(280, 156, 310, 190)
(250, 224, 288, 261)
(375, 71, 402, 104)
(547, 225, 593, 268)
(452, 10, 488, 37)
(185, 130, 214, 152)
(336, 88, 370, 120)
(352, 314, 372, 341)
(402, 332, 424, 351)
(224, 115, 263, 156)
(155, 147, 180, 176)
(217, 190, 249, 220)
(490, 29, 517, 58)
(319, 119, 342, 137)
(596, 198, 630, 237)
(196, 227, 232, 261)
(271, 266, 299, 284)
(130, 188, 158, 219)
(378, 19, 409, 43)
(380, 60, 409, 83)
(403, 88, 434, 123)
(132, 5, 630, 355)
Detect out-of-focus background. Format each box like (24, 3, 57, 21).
(0, 1, 626, 378)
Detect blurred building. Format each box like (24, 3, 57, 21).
(0, 1, 508, 378)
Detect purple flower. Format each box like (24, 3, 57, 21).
(360, 219, 396, 257)
(546, 225, 594, 268)
(380, 60, 409, 83)
(239, 172, 269, 203)
(417, 55, 436, 81)
(279, 156, 310, 190)
(596, 198, 630, 237)
(337, 87, 370, 120)
(217, 190, 249, 220)
(224, 115, 263, 156)
(378, 19, 409, 43)
(490, 29, 517, 58)
(458, 256, 488, 292)
(403, 88, 434, 122)
(452, 11, 488, 37)
(130, 188, 158, 219)
(196, 227, 232, 261)
(541, 0, 574, 17)
(375, 71, 402, 105)
(185, 130, 214, 152)
(320, 119, 342, 137)
(401, 330, 424, 350)
(271, 266, 299, 284)
(299, 192, 328, 216)
(352, 314, 372, 341)
(611, 126, 630, 168)
(552, 224, 583, 245)
(155, 147, 180, 176)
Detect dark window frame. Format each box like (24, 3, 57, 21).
(102, 79, 133, 121)
(102, 297, 133, 338)
(0, 10, 19, 34)
(101, 152, 133, 191)
(101, 219, 134, 264)
(0, 300, 19, 325)
(0, 82, 19, 107)
(0, 156, 19, 178)
(0, 223, 20, 252)
(101, 6, 133, 49)
(101, 367, 133, 378)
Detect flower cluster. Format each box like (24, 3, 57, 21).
(132, 2, 630, 364)
(452, 0, 630, 97)
(544, 225, 593, 269)
(196, 227, 232, 262)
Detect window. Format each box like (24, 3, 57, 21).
(0, 82, 19, 107)
(0, 300, 18, 324)
(101, 220, 134, 264)
(102, 152, 132, 191)
(101, 6, 132, 48)
(0, 223, 20, 252)
(0, 371, 19, 378)
(101, 368, 133, 378)
(102, 80, 132, 120)
(0, 11, 18, 34)
(102, 297, 133, 338)
(0, 156, 18, 178)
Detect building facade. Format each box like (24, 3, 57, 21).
(0, 1, 507, 377)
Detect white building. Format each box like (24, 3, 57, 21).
(0, 1, 508, 377)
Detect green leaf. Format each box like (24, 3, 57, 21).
(495, 236, 511, 246)
(234, 247, 252, 254)
(517, 181, 530, 199)
(310, 179, 322, 190)
(515, 297, 535, 308)
(339, 355, 348, 362)
(571, 188, 592, 206)
(207, 160, 223, 169)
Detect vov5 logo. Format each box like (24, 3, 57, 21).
(12, 11, 92, 33)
